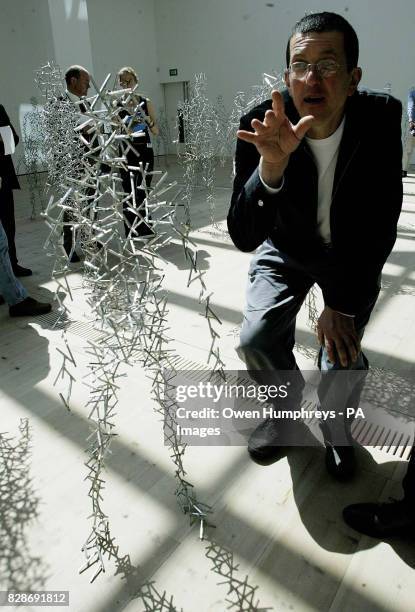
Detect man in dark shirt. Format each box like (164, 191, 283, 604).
(0, 105, 32, 276)
(228, 11, 413, 537)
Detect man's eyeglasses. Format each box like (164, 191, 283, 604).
(288, 60, 342, 79)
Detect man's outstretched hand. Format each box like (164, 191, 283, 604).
(237, 90, 315, 186)
(317, 306, 360, 367)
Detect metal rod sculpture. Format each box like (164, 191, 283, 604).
(178, 73, 282, 237)
(15, 97, 45, 218)
(178, 74, 222, 235)
(34, 64, 271, 607)
(205, 540, 271, 611)
(153, 106, 172, 161)
(36, 65, 226, 588)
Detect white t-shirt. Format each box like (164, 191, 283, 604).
(305, 117, 345, 243)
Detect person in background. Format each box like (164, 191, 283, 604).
(402, 86, 415, 177)
(65, 65, 91, 108)
(0, 105, 32, 277)
(117, 66, 159, 238)
(0, 221, 51, 317)
(61, 65, 92, 262)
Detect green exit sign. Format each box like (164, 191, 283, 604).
(169, 68, 178, 76)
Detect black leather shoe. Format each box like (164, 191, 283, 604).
(13, 264, 32, 277)
(325, 444, 356, 480)
(9, 297, 52, 317)
(248, 417, 312, 464)
(343, 499, 415, 538)
(248, 418, 283, 464)
(402, 170, 407, 178)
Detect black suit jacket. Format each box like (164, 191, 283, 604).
(0, 105, 20, 190)
(227, 89, 403, 314)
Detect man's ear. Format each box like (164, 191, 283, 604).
(284, 69, 291, 92)
(348, 67, 362, 96)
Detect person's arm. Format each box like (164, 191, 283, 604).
(328, 96, 402, 314)
(227, 115, 282, 252)
(0, 105, 19, 150)
(317, 96, 403, 366)
(146, 99, 159, 136)
(227, 90, 314, 252)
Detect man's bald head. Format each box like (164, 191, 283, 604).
(65, 65, 90, 97)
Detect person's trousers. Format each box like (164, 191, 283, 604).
(403, 447, 415, 503)
(402, 131, 415, 172)
(0, 186, 18, 267)
(0, 221, 27, 305)
(62, 209, 76, 252)
(237, 240, 378, 445)
(122, 147, 154, 238)
(62, 186, 97, 252)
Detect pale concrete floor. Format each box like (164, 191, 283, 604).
(1, 157, 415, 611)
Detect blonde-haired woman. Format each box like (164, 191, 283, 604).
(117, 67, 159, 237)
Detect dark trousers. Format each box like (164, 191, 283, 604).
(121, 147, 154, 238)
(403, 447, 415, 503)
(0, 221, 27, 304)
(62, 186, 97, 251)
(0, 187, 18, 267)
(62, 209, 75, 251)
(238, 240, 379, 445)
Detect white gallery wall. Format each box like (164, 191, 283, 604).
(86, 0, 163, 114)
(154, 0, 415, 114)
(48, 0, 94, 77)
(0, 0, 55, 145)
(1, 0, 415, 168)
